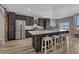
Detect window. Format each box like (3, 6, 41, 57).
(59, 22, 70, 31)
(76, 16, 79, 30)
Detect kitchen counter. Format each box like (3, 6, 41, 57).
(28, 30, 68, 35)
(28, 30, 69, 52)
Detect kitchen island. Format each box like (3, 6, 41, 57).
(28, 30, 69, 53)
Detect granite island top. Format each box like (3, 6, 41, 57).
(28, 30, 68, 35)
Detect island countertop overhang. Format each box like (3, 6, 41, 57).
(28, 30, 69, 35)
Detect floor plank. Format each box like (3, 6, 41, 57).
(0, 38, 79, 54)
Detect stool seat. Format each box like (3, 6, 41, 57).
(43, 37, 52, 41)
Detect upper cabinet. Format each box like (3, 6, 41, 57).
(38, 18, 50, 29)
(15, 14, 26, 20)
(26, 16, 34, 26)
(16, 14, 34, 26)
(45, 18, 50, 29)
(8, 12, 15, 25)
(38, 18, 44, 26)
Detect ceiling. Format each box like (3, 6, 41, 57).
(3, 4, 55, 18)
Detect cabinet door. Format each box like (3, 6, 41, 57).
(26, 17, 34, 26)
(8, 12, 15, 41)
(26, 31, 32, 38)
(38, 18, 44, 26)
(38, 18, 50, 29)
(46, 19, 50, 29)
(26, 17, 29, 26)
(29, 17, 34, 26)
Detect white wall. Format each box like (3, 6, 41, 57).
(53, 4, 79, 19)
(0, 6, 5, 43)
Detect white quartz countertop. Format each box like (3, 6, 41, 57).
(28, 30, 67, 35)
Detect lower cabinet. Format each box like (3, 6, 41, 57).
(26, 30, 34, 38)
(32, 35, 42, 52)
(26, 31, 32, 38)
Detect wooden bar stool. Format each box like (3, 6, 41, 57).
(53, 35, 61, 50)
(60, 34, 66, 46)
(41, 36, 53, 54)
(52, 36, 56, 51)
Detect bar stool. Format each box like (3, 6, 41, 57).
(41, 36, 53, 54)
(52, 36, 56, 51)
(60, 34, 66, 46)
(53, 35, 61, 50)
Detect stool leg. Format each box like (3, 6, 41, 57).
(44, 40, 47, 54)
(41, 39, 43, 53)
(56, 39, 58, 49)
(47, 41, 49, 49)
(61, 36, 63, 46)
(48, 40, 50, 48)
(54, 38, 57, 52)
(58, 38, 60, 48)
(60, 38, 62, 47)
(51, 40, 53, 52)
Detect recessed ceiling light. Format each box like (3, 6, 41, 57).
(27, 8, 31, 11)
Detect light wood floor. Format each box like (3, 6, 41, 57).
(0, 38, 36, 54)
(70, 38, 79, 54)
(0, 38, 79, 54)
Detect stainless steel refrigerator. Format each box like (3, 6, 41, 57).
(16, 20, 26, 39)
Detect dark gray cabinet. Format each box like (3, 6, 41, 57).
(26, 17, 29, 25)
(45, 19, 50, 29)
(15, 14, 26, 20)
(15, 14, 34, 26)
(29, 17, 34, 25)
(38, 18, 50, 29)
(26, 17, 34, 26)
(26, 17, 34, 38)
(26, 30, 32, 38)
(38, 18, 44, 26)
(8, 12, 15, 41)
